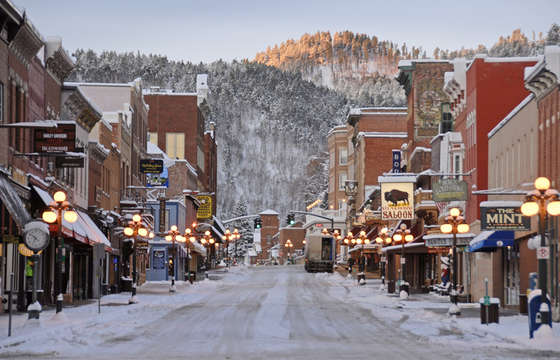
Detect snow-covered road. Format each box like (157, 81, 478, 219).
(1, 266, 558, 359)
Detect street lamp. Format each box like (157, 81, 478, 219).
(200, 230, 214, 276)
(165, 225, 182, 292)
(375, 227, 390, 287)
(355, 230, 371, 283)
(521, 177, 560, 326)
(440, 208, 470, 315)
(284, 239, 294, 263)
(232, 228, 240, 265)
(123, 214, 150, 304)
(392, 224, 414, 297)
(41, 190, 78, 314)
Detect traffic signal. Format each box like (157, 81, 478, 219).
(287, 214, 295, 226)
(254, 218, 262, 229)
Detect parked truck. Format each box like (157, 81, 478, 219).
(304, 234, 334, 273)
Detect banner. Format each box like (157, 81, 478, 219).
(380, 181, 414, 220)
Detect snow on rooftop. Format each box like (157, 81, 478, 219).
(488, 94, 534, 139)
(480, 200, 522, 207)
(483, 56, 539, 63)
(259, 209, 279, 215)
(358, 132, 408, 138)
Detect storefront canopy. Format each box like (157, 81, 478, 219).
(468, 231, 514, 252)
(0, 174, 31, 229)
(424, 233, 475, 248)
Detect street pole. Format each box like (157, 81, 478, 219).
(130, 237, 137, 303)
(452, 229, 458, 311)
(401, 239, 405, 284)
(56, 208, 63, 313)
(539, 202, 550, 324)
(171, 236, 176, 292)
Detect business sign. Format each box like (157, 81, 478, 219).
(55, 155, 84, 168)
(147, 167, 168, 187)
(392, 150, 402, 173)
(481, 206, 530, 231)
(34, 123, 76, 153)
(433, 179, 468, 202)
(380, 182, 414, 220)
(425, 236, 472, 247)
(196, 195, 213, 219)
(140, 159, 164, 174)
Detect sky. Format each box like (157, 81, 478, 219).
(15, 0, 560, 63)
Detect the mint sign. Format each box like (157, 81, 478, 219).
(481, 206, 530, 231)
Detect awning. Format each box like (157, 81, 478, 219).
(468, 231, 514, 252)
(77, 210, 111, 247)
(349, 243, 381, 253)
(0, 174, 31, 229)
(382, 242, 426, 253)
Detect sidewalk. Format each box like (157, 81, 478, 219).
(334, 265, 380, 279)
(320, 272, 560, 353)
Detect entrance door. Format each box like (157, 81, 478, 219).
(152, 249, 167, 281)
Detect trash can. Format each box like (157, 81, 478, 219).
(480, 297, 500, 324)
(388, 280, 395, 293)
(121, 278, 132, 292)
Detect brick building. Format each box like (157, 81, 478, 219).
(327, 125, 349, 210)
(277, 226, 306, 264)
(256, 209, 279, 263)
(345, 107, 408, 209)
(450, 55, 538, 224)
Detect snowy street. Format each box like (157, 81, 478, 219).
(1, 266, 559, 359)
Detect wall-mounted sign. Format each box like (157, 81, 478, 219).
(480, 203, 530, 231)
(433, 179, 468, 202)
(425, 236, 472, 247)
(140, 159, 164, 174)
(34, 122, 76, 153)
(380, 181, 414, 220)
(196, 195, 213, 219)
(392, 150, 402, 173)
(55, 155, 84, 168)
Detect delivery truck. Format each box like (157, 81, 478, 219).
(304, 234, 334, 273)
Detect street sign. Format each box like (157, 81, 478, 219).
(483, 295, 490, 306)
(433, 179, 468, 202)
(34, 122, 76, 153)
(400, 258, 406, 264)
(55, 155, 84, 168)
(140, 159, 164, 174)
(537, 247, 550, 260)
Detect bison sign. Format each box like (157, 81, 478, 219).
(380, 181, 414, 220)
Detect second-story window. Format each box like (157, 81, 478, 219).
(149, 132, 158, 146)
(165, 132, 184, 159)
(339, 147, 347, 165)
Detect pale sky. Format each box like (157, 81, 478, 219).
(15, 0, 560, 63)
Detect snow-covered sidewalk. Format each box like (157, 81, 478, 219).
(318, 271, 560, 353)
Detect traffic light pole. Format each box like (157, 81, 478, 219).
(288, 210, 334, 232)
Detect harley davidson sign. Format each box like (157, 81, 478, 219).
(380, 181, 414, 220)
(34, 123, 76, 153)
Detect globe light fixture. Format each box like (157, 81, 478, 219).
(53, 191, 66, 203)
(42, 210, 57, 224)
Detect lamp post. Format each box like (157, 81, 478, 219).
(222, 229, 237, 268)
(521, 177, 560, 326)
(184, 227, 196, 282)
(200, 230, 214, 277)
(232, 228, 240, 265)
(440, 208, 470, 315)
(165, 225, 183, 292)
(375, 227, 390, 288)
(343, 232, 354, 273)
(123, 214, 151, 304)
(392, 224, 414, 297)
(355, 230, 371, 284)
(41, 190, 78, 314)
(284, 239, 293, 264)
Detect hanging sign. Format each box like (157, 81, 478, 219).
(140, 159, 164, 174)
(433, 179, 468, 202)
(34, 122, 76, 153)
(392, 150, 402, 173)
(196, 195, 213, 219)
(480, 201, 530, 231)
(379, 180, 414, 220)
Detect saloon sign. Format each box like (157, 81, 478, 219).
(480, 201, 530, 231)
(379, 176, 415, 220)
